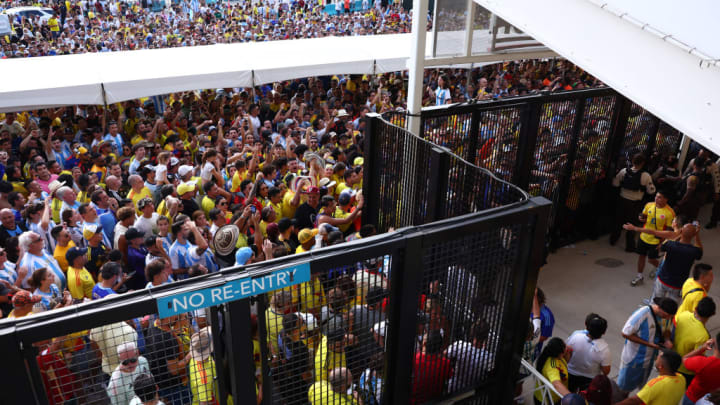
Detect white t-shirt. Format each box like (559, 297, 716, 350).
(445, 340, 493, 391)
(107, 356, 150, 405)
(566, 330, 611, 378)
(201, 162, 214, 182)
(134, 213, 159, 238)
(156, 164, 168, 182)
(114, 223, 128, 250)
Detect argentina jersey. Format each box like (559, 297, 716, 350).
(19, 251, 66, 291)
(169, 239, 202, 279)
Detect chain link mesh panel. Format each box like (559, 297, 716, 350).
(441, 153, 528, 218)
(371, 117, 529, 232)
(529, 101, 575, 227)
(563, 95, 616, 213)
(654, 122, 683, 159)
(618, 102, 657, 165)
(408, 223, 523, 404)
(475, 107, 523, 182)
(33, 307, 223, 405)
(423, 112, 474, 160)
(373, 121, 435, 231)
(262, 254, 392, 405)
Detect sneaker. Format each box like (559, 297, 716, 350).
(631, 274, 644, 286)
(649, 268, 657, 279)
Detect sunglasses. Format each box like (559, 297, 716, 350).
(121, 357, 138, 366)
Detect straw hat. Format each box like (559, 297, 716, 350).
(191, 328, 213, 361)
(213, 225, 240, 257)
(48, 180, 67, 195)
(291, 175, 316, 193)
(318, 178, 336, 188)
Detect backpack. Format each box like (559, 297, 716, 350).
(620, 168, 644, 191)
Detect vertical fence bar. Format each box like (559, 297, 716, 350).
(645, 116, 660, 159)
(210, 306, 229, 405)
(425, 147, 442, 222)
(514, 102, 541, 191)
(549, 97, 586, 249)
(605, 95, 631, 176)
(385, 236, 424, 405)
(466, 108, 481, 165)
(434, 147, 452, 219)
(225, 299, 258, 404)
(21, 340, 49, 405)
(495, 197, 552, 404)
(0, 331, 39, 405)
(362, 114, 381, 228)
(257, 295, 273, 404)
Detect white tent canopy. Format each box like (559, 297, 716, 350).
(0, 31, 556, 114)
(475, 0, 720, 156)
(0, 34, 409, 112)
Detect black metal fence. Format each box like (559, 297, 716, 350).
(362, 114, 530, 233)
(386, 88, 685, 247)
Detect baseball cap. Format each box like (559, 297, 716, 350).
(177, 182, 196, 196)
(170, 157, 180, 166)
(305, 186, 320, 194)
(235, 247, 253, 266)
(178, 165, 194, 177)
(125, 227, 144, 241)
(298, 228, 319, 244)
(65, 246, 88, 265)
(353, 157, 364, 167)
(83, 224, 103, 240)
(12, 290, 41, 307)
(338, 190, 355, 205)
(278, 218, 293, 233)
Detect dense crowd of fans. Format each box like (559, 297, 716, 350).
(1, 0, 411, 58)
(1, 2, 719, 405)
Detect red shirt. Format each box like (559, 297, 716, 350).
(37, 349, 77, 405)
(684, 355, 720, 401)
(411, 352, 453, 404)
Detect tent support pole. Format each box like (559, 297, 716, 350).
(251, 70, 257, 102)
(407, 0, 428, 137)
(101, 83, 109, 132)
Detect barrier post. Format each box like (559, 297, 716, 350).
(514, 101, 542, 191)
(224, 299, 258, 404)
(0, 328, 40, 405)
(494, 197, 552, 403)
(362, 114, 381, 228)
(384, 235, 424, 404)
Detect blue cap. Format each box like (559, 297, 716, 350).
(235, 247, 253, 266)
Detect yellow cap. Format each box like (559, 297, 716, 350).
(298, 228, 319, 244)
(177, 182, 196, 196)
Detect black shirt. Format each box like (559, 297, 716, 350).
(145, 324, 182, 390)
(294, 202, 318, 231)
(277, 333, 310, 405)
(181, 198, 200, 218)
(658, 241, 703, 288)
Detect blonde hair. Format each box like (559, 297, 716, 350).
(157, 151, 172, 165)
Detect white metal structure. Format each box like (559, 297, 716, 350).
(515, 358, 563, 405)
(473, 0, 720, 156)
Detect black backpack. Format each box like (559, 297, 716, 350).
(620, 168, 643, 191)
